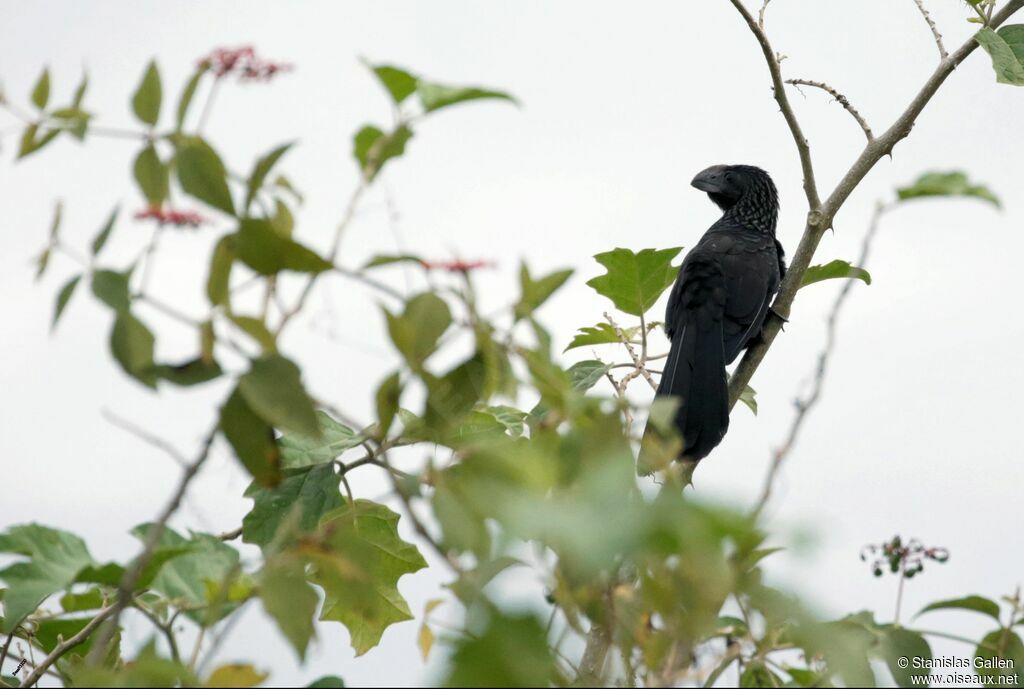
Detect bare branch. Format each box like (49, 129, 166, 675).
(22, 606, 118, 686)
(86, 425, 219, 664)
(604, 312, 657, 391)
(751, 201, 888, 516)
(912, 0, 948, 59)
(727, 0, 821, 209)
(785, 78, 874, 141)
(217, 526, 243, 541)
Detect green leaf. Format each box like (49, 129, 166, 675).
(279, 411, 362, 470)
(71, 641, 196, 687)
(309, 500, 428, 656)
(228, 314, 277, 353)
(417, 81, 518, 113)
(442, 610, 556, 687)
(563, 322, 640, 352)
(176, 64, 209, 131)
(239, 354, 320, 438)
(916, 595, 1002, 622)
(514, 263, 572, 321)
(245, 142, 294, 211)
(17, 123, 60, 160)
(91, 207, 119, 256)
(975, 629, 1024, 686)
(881, 627, 931, 687)
(739, 663, 782, 688)
(353, 124, 413, 181)
(423, 353, 488, 434)
(307, 677, 345, 688)
(739, 383, 758, 415)
(235, 218, 332, 275)
(71, 72, 89, 108)
(800, 260, 872, 288)
(206, 664, 268, 688)
(153, 358, 223, 387)
(586, 247, 682, 316)
(60, 587, 104, 612)
(52, 274, 81, 331)
(206, 234, 235, 306)
(220, 386, 282, 487)
(369, 63, 418, 104)
(567, 359, 611, 392)
(1001, 25, 1024, 64)
(132, 60, 162, 125)
(31, 67, 50, 110)
(259, 555, 319, 660)
(0, 524, 96, 632)
(896, 170, 1001, 207)
(385, 293, 452, 370)
(51, 106, 91, 140)
(130, 525, 240, 625)
(363, 253, 424, 269)
(375, 371, 402, 437)
(91, 269, 132, 311)
(242, 464, 343, 549)
(133, 145, 169, 205)
(976, 26, 1024, 86)
(110, 311, 157, 388)
(176, 136, 235, 215)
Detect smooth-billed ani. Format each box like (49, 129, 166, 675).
(646, 164, 785, 462)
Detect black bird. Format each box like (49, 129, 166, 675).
(648, 164, 785, 462)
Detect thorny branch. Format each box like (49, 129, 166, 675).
(913, 0, 949, 59)
(751, 201, 889, 517)
(784, 78, 874, 141)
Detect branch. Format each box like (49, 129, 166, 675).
(102, 409, 189, 468)
(21, 606, 117, 686)
(784, 78, 874, 141)
(912, 0, 948, 59)
(751, 201, 888, 516)
(727, 0, 820, 209)
(725, 0, 1024, 413)
(86, 425, 219, 664)
(276, 181, 367, 335)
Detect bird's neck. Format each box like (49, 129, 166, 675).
(722, 187, 778, 235)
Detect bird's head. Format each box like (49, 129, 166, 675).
(691, 164, 776, 214)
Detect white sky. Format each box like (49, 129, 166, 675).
(2, 1, 1023, 686)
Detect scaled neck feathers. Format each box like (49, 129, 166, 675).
(722, 171, 778, 235)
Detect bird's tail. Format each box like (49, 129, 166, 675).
(643, 313, 730, 464)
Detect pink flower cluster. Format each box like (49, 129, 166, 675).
(420, 259, 497, 273)
(198, 46, 293, 82)
(134, 206, 207, 228)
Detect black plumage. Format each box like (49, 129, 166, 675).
(648, 164, 785, 462)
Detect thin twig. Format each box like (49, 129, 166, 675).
(912, 0, 948, 59)
(21, 606, 117, 686)
(217, 527, 243, 541)
(102, 409, 189, 468)
(751, 202, 888, 516)
(133, 603, 182, 663)
(785, 78, 874, 141)
(276, 182, 367, 335)
(757, 0, 772, 30)
(86, 425, 219, 664)
(604, 312, 657, 391)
